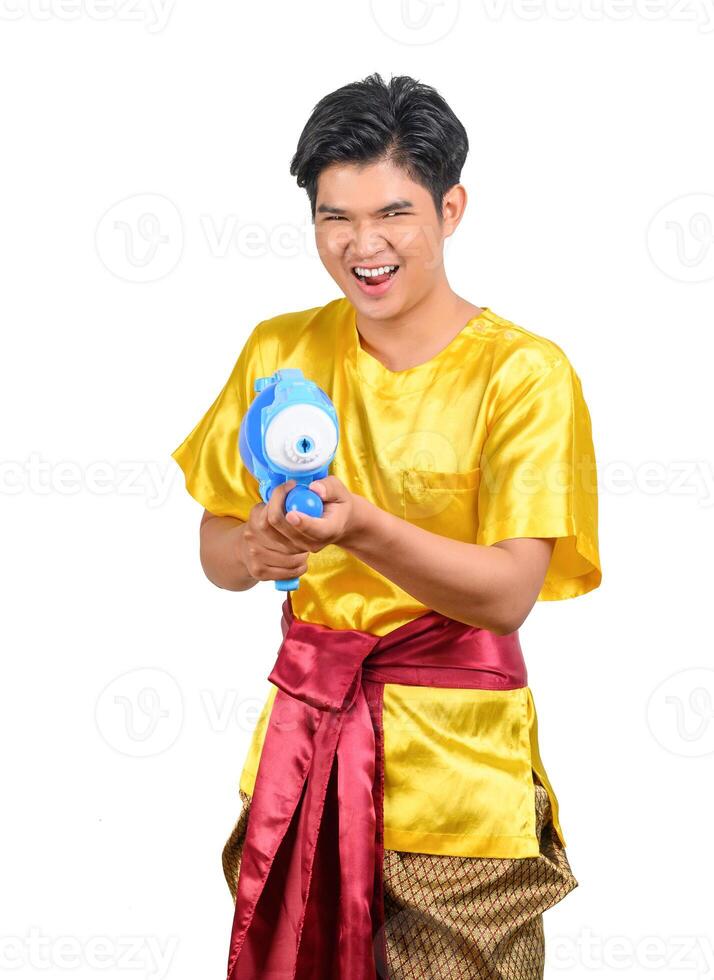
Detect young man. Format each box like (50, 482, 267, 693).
(172, 72, 602, 980)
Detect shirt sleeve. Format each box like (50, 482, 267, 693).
(171, 324, 265, 522)
(476, 354, 602, 600)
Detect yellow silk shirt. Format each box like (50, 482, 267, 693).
(172, 297, 602, 858)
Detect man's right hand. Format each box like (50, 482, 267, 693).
(240, 479, 311, 583)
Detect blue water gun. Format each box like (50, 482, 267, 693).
(238, 368, 339, 591)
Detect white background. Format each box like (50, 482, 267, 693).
(2, 1, 713, 977)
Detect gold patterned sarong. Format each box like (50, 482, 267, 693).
(221, 771, 578, 979)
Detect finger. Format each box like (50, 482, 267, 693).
(308, 479, 327, 501)
(260, 550, 309, 572)
(308, 475, 344, 502)
(264, 479, 315, 547)
(260, 479, 296, 538)
(255, 511, 307, 553)
(255, 493, 301, 551)
(259, 513, 313, 554)
(259, 540, 309, 562)
(284, 508, 330, 542)
(262, 558, 309, 579)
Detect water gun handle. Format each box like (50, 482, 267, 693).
(273, 484, 324, 592)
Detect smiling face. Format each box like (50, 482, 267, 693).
(314, 157, 465, 321)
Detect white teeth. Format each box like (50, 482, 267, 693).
(354, 264, 397, 278)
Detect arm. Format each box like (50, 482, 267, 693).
(198, 481, 311, 591)
(199, 511, 258, 592)
(340, 496, 555, 635)
(277, 478, 555, 635)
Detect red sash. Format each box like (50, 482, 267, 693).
(226, 595, 527, 980)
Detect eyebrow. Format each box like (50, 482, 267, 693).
(316, 199, 415, 217)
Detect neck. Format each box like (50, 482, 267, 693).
(354, 281, 483, 373)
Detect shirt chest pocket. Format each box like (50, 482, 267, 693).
(401, 467, 481, 543)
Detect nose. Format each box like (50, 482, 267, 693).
(349, 219, 390, 262)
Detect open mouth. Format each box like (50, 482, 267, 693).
(350, 265, 400, 295)
(351, 264, 399, 285)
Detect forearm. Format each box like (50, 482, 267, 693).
(199, 515, 259, 592)
(340, 497, 522, 634)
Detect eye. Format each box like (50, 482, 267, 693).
(324, 215, 345, 221)
(385, 211, 410, 218)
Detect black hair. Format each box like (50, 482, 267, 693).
(289, 72, 469, 223)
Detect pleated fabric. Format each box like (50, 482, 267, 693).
(222, 771, 578, 980)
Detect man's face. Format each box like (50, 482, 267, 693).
(314, 158, 457, 320)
